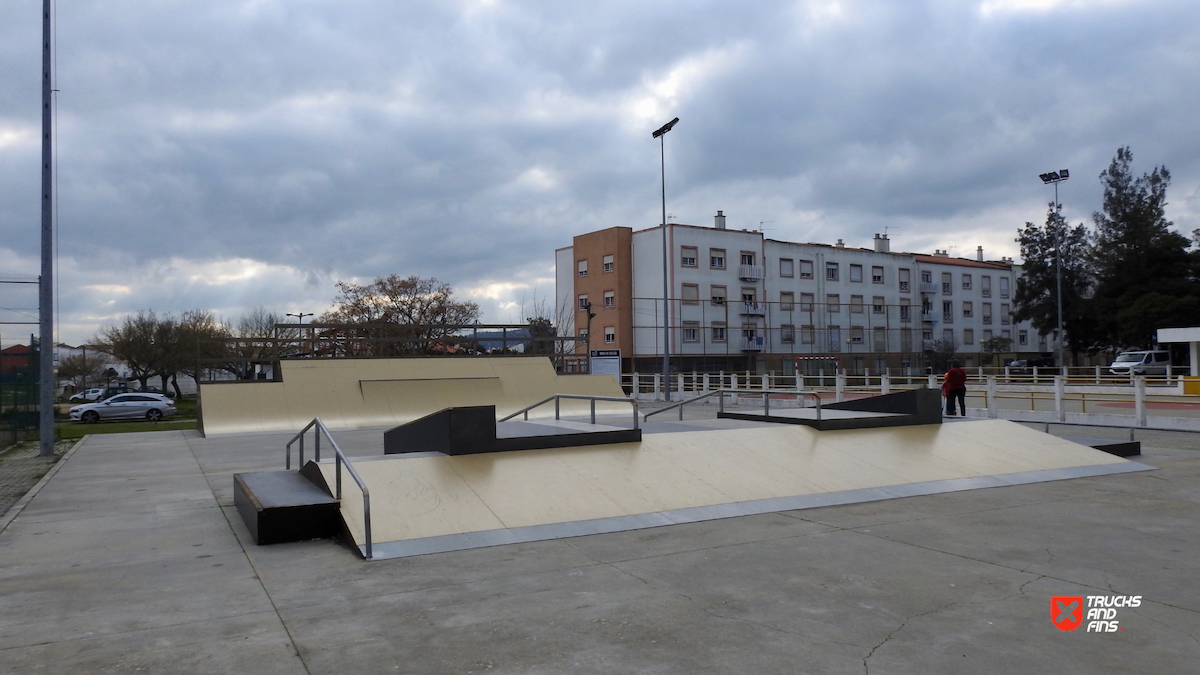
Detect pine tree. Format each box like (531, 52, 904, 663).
(1090, 147, 1198, 348)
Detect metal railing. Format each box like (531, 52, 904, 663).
(644, 388, 823, 422)
(286, 418, 373, 559)
(497, 393, 640, 430)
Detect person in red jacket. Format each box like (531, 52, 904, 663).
(942, 360, 967, 416)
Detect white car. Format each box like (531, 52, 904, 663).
(69, 393, 178, 423)
(1108, 350, 1171, 376)
(68, 388, 105, 403)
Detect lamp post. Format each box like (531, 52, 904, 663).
(1038, 169, 1069, 373)
(652, 117, 680, 400)
(583, 301, 596, 374)
(286, 312, 312, 325)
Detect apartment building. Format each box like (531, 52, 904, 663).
(556, 212, 1053, 374)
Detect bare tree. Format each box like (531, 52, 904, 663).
(321, 275, 481, 355)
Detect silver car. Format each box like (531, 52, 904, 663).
(69, 393, 178, 423)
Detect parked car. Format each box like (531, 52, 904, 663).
(1006, 358, 1059, 375)
(98, 385, 131, 400)
(1109, 350, 1171, 376)
(68, 388, 105, 403)
(69, 393, 177, 423)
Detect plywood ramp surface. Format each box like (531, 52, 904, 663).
(319, 419, 1141, 554)
(199, 357, 627, 435)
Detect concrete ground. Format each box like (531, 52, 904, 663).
(1, 409, 1198, 674)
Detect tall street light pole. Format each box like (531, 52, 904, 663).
(652, 117, 679, 401)
(1039, 169, 1069, 372)
(38, 0, 55, 457)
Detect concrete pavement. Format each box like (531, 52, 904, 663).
(1, 415, 1197, 674)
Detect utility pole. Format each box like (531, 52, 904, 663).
(38, 0, 55, 457)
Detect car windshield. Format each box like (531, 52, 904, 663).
(1114, 354, 1143, 363)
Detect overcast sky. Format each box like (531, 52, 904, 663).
(3, 0, 1199, 345)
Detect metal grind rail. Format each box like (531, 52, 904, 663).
(498, 394, 640, 430)
(286, 418, 373, 559)
(644, 388, 824, 422)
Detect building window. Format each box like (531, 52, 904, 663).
(1001, 303, 1010, 325)
(982, 303, 992, 324)
(712, 322, 727, 342)
(710, 249, 726, 269)
(577, 260, 587, 277)
(942, 300, 953, 323)
(1019, 330, 1028, 345)
(826, 262, 839, 281)
(578, 328, 588, 344)
(827, 294, 840, 313)
(902, 329, 913, 352)
(899, 268, 911, 292)
(943, 328, 955, 343)
(603, 254, 614, 273)
(681, 284, 699, 305)
(741, 252, 755, 265)
(1000, 277, 1010, 299)
(780, 259, 794, 277)
(710, 285, 727, 306)
(874, 327, 887, 351)
(741, 288, 756, 303)
(682, 322, 699, 342)
(921, 270, 932, 283)
(963, 329, 974, 345)
(983, 329, 993, 341)
(781, 324, 795, 343)
(604, 326, 615, 344)
(578, 294, 588, 311)
(801, 325, 815, 344)
(799, 260, 814, 279)
(872, 296, 885, 314)
(962, 274, 971, 290)
(900, 298, 911, 323)
(781, 292, 795, 311)
(1001, 329, 1011, 340)
(851, 327, 864, 345)
(800, 293, 815, 312)
(941, 272, 952, 295)
(829, 326, 841, 350)
(962, 301, 972, 318)
(850, 265, 863, 283)
(603, 290, 614, 308)
(981, 276, 992, 297)
(850, 295, 864, 313)
(872, 266, 884, 284)
(681, 246, 698, 267)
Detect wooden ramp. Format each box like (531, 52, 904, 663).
(314, 419, 1153, 560)
(199, 357, 627, 435)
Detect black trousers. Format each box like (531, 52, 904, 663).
(945, 387, 966, 415)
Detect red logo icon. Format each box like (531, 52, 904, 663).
(1052, 596, 1084, 631)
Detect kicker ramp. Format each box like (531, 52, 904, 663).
(200, 357, 626, 436)
(314, 419, 1153, 560)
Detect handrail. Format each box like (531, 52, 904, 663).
(643, 388, 823, 422)
(285, 418, 373, 560)
(497, 393, 639, 430)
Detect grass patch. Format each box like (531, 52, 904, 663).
(55, 419, 197, 439)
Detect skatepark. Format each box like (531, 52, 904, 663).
(1, 356, 1197, 673)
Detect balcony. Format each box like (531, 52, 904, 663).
(740, 302, 767, 316)
(922, 311, 940, 323)
(741, 336, 765, 352)
(739, 264, 765, 281)
(919, 282, 938, 294)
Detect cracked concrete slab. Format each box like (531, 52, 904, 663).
(0, 417, 1197, 673)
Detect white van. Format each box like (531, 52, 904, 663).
(1108, 350, 1171, 376)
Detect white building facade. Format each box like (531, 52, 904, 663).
(557, 213, 1056, 374)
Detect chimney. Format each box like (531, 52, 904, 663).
(714, 210, 726, 230)
(835, 238, 845, 248)
(976, 245, 984, 262)
(874, 234, 890, 253)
